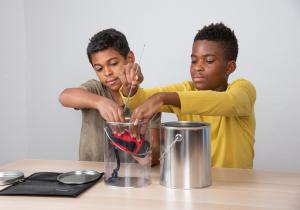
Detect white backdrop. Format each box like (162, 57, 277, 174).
(1, 0, 300, 171)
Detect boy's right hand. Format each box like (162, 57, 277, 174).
(118, 63, 144, 97)
(131, 93, 163, 125)
(96, 97, 125, 122)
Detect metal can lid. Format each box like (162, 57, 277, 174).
(0, 171, 24, 186)
(57, 170, 102, 185)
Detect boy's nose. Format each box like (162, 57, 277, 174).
(104, 67, 113, 76)
(194, 66, 204, 72)
(195, 59, 206, 71)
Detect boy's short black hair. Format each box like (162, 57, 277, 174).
(194, 23, 238, 61)
(87, 28, 130, 63)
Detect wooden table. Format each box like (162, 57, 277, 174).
(0, 159, 299, 210)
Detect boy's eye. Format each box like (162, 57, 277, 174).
(191, 59, 197, 64)
(110, 61, 118, 66)
(206, 57, 215, 64)
(93, 65, 102, 71)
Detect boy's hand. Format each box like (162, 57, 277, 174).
(96, 97, 124, 122)
(131, 92, 180, 125)
(131, 93, 163, 125)
(131, 154, 151, 166)
(119, 63, 144, 96)
(129, 92, 180, 140)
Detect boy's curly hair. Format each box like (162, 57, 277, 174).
(194, 23, 238, 61)
(87, 28, 130, 63)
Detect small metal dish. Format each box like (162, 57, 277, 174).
(0, 171, 24, 186)
(57, 170, 102, 185)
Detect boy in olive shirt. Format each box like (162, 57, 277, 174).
(59, 29, 160, 164)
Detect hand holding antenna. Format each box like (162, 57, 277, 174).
(123, 44, 145, 112)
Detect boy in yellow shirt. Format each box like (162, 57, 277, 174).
(120, 23, 256, 169)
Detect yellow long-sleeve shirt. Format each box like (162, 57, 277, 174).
(122, 78, 256, 168)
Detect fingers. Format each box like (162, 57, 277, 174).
(123, 63, 142, 85)
(117, 62, 143, 97)
(129, 107, 150, 140)
(131, 154, 151, 166)
(108, 107, 123, 123)
(129, 124, 137, 138)
(125, 63, 133, 84)
(117, 107, 125, 123)
(134, 119, 139, 126)
(98, 101, 125, 123)
(100, 110, 113, 122)
(118, 66, 128, 86)
(130, 65, 140, 85)
(131, 107, 149, 124)
(104, 106, 125, 135)
(134, 65, 144, 85)
(128, 110, 140, 139)
(111, 105, 124, 123)
(139, 123, 147, 136)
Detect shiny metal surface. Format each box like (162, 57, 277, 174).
(0, 171, 24, 185)
(57, 170, 101, 184)
(160, 121, 211, 189)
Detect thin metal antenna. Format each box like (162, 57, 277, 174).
(123, 44, 146, 112)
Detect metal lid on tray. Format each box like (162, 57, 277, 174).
(0, 171, 24, 185)
(57, 170, 101, 185)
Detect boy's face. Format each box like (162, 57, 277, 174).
(190, 40, 234, 91)
(91, 48, 134, 91)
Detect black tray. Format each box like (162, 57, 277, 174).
(0, 172, 103, 197)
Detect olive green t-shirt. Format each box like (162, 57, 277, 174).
(78, 79, 161, 161)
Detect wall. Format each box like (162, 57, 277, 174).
(0, 0, 28, 164)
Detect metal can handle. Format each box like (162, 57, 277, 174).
(159, 134, 183, 160)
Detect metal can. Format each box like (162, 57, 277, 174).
(160, 121, 211, 189)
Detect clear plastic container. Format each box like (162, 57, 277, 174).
(103, 119, 151, 187)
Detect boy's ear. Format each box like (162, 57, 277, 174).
(226, 60, 236, 75)
(127, 51, 135, 64)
